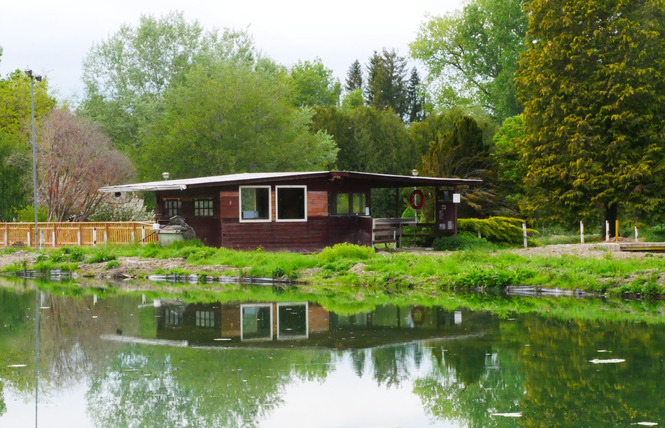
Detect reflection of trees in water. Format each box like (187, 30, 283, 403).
(413, 337, 524, 428)
(517, 315, 665, 427)
(86, 345, 332, 428)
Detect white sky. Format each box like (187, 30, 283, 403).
(0, 0, 464, 103)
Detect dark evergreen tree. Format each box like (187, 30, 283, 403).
(406, 68, 425, 123)
(345, 60, 363, 93)
(365, 49, 408, 119)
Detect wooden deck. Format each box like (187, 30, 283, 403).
(619, 242, 665, 252)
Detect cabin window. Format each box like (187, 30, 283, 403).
(163, 199, 181, 218)
(276, 186, 307, 221)
(239, 186, 271, 222)
(194, 199, 214, 217)
(165, 308, 183, 326)
(329, 193, 367, 216)
(195, 310, 215, 328)
(241, 304, 273, 341)
(277, 302, 309, 340)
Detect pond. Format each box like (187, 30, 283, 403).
(1, 279, 665, 427)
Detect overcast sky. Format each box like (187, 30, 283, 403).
(0, 0, 464, 102)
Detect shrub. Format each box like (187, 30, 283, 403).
(458, 217, 539, 245)
(318, 243, 375, 263)
(432, 233, 495, 251)
(87, 247, 117, 263)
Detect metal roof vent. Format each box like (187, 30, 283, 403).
(162, 172, 170, 181)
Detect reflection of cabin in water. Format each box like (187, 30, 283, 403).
(99, 171, 480, 251)
(155, 301, 498, 349)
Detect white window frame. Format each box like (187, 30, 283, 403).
(240, 303, 273, 341)
(276, 302, 309, 340)
(275, 185, 308, 222)
(239, 185, 272, 223)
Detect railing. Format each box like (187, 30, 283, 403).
(0, 222, 158, 249)
(372, 218, 437, 248)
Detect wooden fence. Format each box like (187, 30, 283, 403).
(0, 222, 158, 249)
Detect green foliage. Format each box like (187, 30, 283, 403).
(318, 243, 375, 263)
(289, 58, 341, 107)
(516, 0, 665, 226)
(345, 60, 363, 93)
(139, 61, 338, 180)
(105, 260, 120, 269)
(0, 70, 55, 220)
(14, 205, 48, 222)
(450, 267, 522, 289)
(79, 11, 256, 153)
(87, 247, 117, 264)
(458, 217, 538, 245)
(432, 233, 497, 251)
(365, 49, 409, 120)
(420, 115, 502, 217)
(410, 0, 527, 121)
(311, 105, 413, 176)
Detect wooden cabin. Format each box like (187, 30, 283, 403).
(99, 171, 480, 251)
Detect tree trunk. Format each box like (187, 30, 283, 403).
(604, 203, 618, 239)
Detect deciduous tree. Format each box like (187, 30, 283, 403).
(139, 61, 337, 180)
(516, 0, 665, 231)
(0, 70, 55, 220)
(289, 58, 341, 107)
(78, 11, 256, 153)
(410, 0, 527, 121)
(38, 108, 135, 221)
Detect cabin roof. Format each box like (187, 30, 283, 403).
(99, 171, 481, 193)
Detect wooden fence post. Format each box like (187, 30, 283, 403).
(635, 225, 638, 242)
(53, 223, 57, 248)
(40, 230, 44, 250)
(580, 220, 584, 244)
(605, 221, 609, 241)
(522, 222, 527, 249)
(615, 220, 619, 243)
(4, 223, 7, 248)
(105, 223, 110, 244)
(141, 226, 146, 246)
(52, 231, 56, 248)
(93, 228, 97, 246)
(27, 231, 31, 248)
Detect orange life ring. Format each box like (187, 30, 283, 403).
(409, 190, 425, 210)
(411, 306, 426, 325)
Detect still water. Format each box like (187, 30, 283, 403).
(1, 280, 665, 427)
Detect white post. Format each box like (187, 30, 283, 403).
(522, 222, 528, 249)
(4, 231, 7, 247)
(52, 231, 56, 248)
(605, 221, 610, 241)
(635, 226, 639, 242)
(77, 230, 81, 246)
(131, 231, 135, 243)
(40, 230, 44, 251)
(141, 226, 146, 246)
(580, 220, 585, 244)
(93, 228, 97, 246)
(27, 231, 31, 248)
(103, 231, 108, 245)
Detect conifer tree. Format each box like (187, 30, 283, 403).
(516, 0, 665, 231)
(345, 60, 363, 93)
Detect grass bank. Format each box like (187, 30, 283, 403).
(2, 241, 665, 299)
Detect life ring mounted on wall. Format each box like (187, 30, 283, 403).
(409, 190, 425, 210)
(411, 305, 426, 325)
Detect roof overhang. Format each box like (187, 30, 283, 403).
(99, 171, 481, 193)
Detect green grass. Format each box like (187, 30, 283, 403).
(3, 241, 665, 298)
